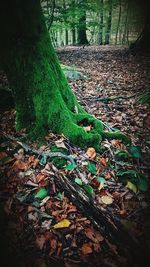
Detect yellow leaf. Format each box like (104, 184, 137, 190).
(101, 195, 113, 205)
(53, 219, 71, 229)
(86, 147, 96, 158)
(126, 181, 137, 193)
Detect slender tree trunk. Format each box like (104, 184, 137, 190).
(122, 0, 129, 45)
(78, 0, 89, 45)
(97, 0, 104, 45)
(71, 0, 76, 45)
(63, 0, 69, 46)
(115, 0, 122, 45)
(104, 0, 112, 45)
(65, 29, 68, 45)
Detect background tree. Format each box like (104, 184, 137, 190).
(77, 0, 89, 45)
(97, 0, 104, 45)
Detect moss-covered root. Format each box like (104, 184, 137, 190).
(63, 122, 102, 150)
(101, 131, 131, 145)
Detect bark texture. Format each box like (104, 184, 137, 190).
(0, 0, 129, 149)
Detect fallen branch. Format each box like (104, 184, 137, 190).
(83, 94, 137, 103)
(1, 132, 76, 165)
(52, 167, 147, 264)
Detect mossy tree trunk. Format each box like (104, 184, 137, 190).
(0, 0, 129, 149)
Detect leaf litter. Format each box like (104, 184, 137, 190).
(0, 46, 150, 267)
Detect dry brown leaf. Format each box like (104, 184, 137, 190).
(104, 172, 111, 179)
(85, 228, 103, 243)
(81, 243, 93, 255)
(36, 235, 46, 250)
(12, 160, 28, 171)
(36, 173, 46, 182)
(99, 157, 107, 166)
(86, 147, 96, 158)
(0, 151, 7, 160)
(33, 158, 39, 168)
(93, 243, 101, 252)
(115, 115, 123, 123)
(111, 139, 122, 149)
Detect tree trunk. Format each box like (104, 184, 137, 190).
(130, 15, 150, 53)
(97, 0, 104, 45)
(0, 0, 130, 150)
(115, 0, 122, 45)
(71, 0, 76, 45)
(0, 0, 102, 148)
(72, 28, 76, 44)
(104, 0, 112, 45)
(78, 1, 89, 45)
(122, 0, 129, 45)
(65, 29, 69, 45)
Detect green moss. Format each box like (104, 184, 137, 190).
(1, 0, 130, 151)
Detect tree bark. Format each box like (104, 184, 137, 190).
(0, 0, 102, 148)
(71, 0, 76, 45)
(130, 15, 150, 53)
(0, 0, 130, 149)
(97, 0, 104, 45)
(104, 0, 112, 45)
(77, 0, 89, 45)
(115, 0, 122, 45)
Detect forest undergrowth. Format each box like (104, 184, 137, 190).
(0, 46, 150, 267)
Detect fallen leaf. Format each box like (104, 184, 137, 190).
(101, 195, 113, 205)
(88, 161, 97, 174)
(55, 138, 67, 149)
(33, 158, 39, 168)
(111, 139, 122, 149)
(86, 147, 96, 158)
(36, 235, 46, 250)
(75, 177, 83, 185)
(53, 219, 71, 229)
(126, 181, 137, 193)
(100, 157, 107, 166)
(84, 125, 92, 132)
(81, 243, 93, 255)
(66, 163, 77, 171)
(85, 228, 103, 243)
(83, 184, 94, 196)
(104, 172, 111, 179)
(0, 151, 8, 160)
(12, 160, 28, 171)
(36, 173, 46, 182)
(34, 188, 48, 199)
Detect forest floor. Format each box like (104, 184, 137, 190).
(0, 46, 150, 267)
